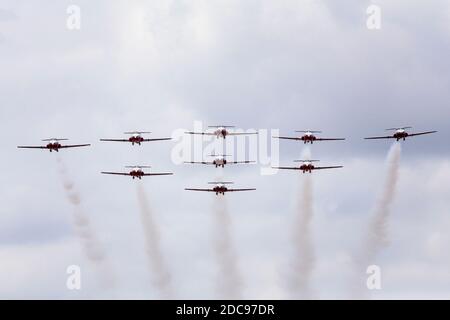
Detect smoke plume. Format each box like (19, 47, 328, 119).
(286, 173, 316, 299)
(285, 147, 316, 299)
(136, 183, 173, 299)
(352, 142, 402, 298)
(57, 157, 115, 291)
(212, 196, 243, 299)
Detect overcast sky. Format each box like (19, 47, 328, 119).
(0, 0, 449, 299)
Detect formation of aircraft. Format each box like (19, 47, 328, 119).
(185, 125, 258, 139)
(100, 131, 171, 145)
(364, 127, 437, 141)
(184, 154, 255, 168)
(273, 160, 343, 174)
(101, 166, 173, 180)
(274, 130, 345, 144)
(183, 126, 257, 191)
(17, 126, 437, 194)
(185, 182, 256, 195)
(17, 138, 90, 152)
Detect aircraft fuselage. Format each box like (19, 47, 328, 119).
(213, 185, 227, 195)
(214, 128, 228, 138)
(46, 142, 61, 152)
(130, 169, 145, 179)
(129, 135, 144, 145)
(393, 130, 409, 141)
(299, 163, 314, 173)
(213, 158, 227, 168)
(300, 134, 317, 144)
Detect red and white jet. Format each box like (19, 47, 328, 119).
(364, 127, 437, 141)
(274, 130, 345, 144)
(185, 182, 256, 195)
(184, 154, 255, 168)
(100, 131, 171, 145)
(101, 166, 173, 180)
(185, 125, 258, 139)
(17, 138, 90, 152)
(273, 160, 343, 173)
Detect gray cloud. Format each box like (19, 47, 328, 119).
(0, 0, 449, 299)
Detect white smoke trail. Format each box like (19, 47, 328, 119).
(57, 158, 116, 291)
(365, 143, 402, 257)
(351, 142, 402, 298)
(287, 173, 316, 299)
(212, 196, 243, 299)
(286, 147, 316, 299)
(136, 183, 173, 299)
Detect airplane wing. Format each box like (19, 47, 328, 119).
(227, 132, 258, 136)
(272, 166, 301, 170)
(316, 138, 346, 141)
(364, 135, 395, 140)
(273, 136, 301, 141)
(100, 139, 129, 142)
(101, 172, 131, 176)
(142, 138, 172, 142)
(313, 166, 344, 170)
(142, 173, 173, 176)
(407, 131, 437, 137)
(59, 144, 91, 149)
(227, 188, 256, 192)
(17, 146, 48, 149)
(184, 161, 214, 165)
(227, 161, 255, 164)
(185, 188, 215, 192)
(185, 132, 216, 135)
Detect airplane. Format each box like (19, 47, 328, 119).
(17, 138, 90, 152)
(185, 182, 256, 195)
(272, 160, 343, 173)
(364, 127, 437, 141)
(274, 130, 345, 144)
(184, 154, 255, 168)
(185, 125, 258, 139)
(100, 131, 171, 145)
(101, 166, 173, 180)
